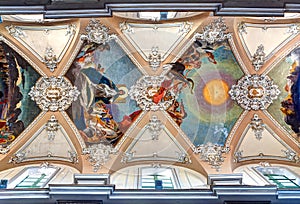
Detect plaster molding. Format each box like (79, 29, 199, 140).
(145, 115, 164, 140)
(250, 114, 266, 140)
(234, 124, 298, 163)
(162, 110, 195, 149)
(229, 74, 280, 110)
(252, 44, 266, 71)
(61, 111, 87, 149)
(227, 37, 250, 75)
(122, 115, 190, 164)
(5, 23, 76, 70)
(233, 150, 243, 163)
(43, 47, 58, 72)
(148, 46, 162, 71)
(194, 17, 231, 44)
(282, 149, 300, 163)
(262, 110, 300, 147)
(9, 152, 26, 164)
(265, 40, 300, 74)
(28, 76, 80, 112)
(45, 115, 61, 140)
(129, 75, 175, 111)
(8, 118, 79, 163)
(81, 19, 117, 44)
(225, 110, 248, 147)
(238, 22, 300, 63)
(5, 25, 25, 38)
(194, 142, 230, 171)
(120, 21, 192, 62)
(83, 143, 116, 172)
(0, 147, 10, 154)
(119, 21, 134, 34)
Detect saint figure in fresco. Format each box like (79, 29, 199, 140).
(71, 43, 123, 145)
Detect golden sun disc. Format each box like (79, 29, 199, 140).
(203, 79, 229, 106)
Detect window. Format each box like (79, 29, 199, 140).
(138, 12, 177, 21)
(263, 174, 299, 188)
(140, 168, 176, 189)
(8, 166, 59, 189)
(255, 166, 300, 189)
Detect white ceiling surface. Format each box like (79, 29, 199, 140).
(121, 22, 191, 61)
(237, 125, 290, 158)
(239, 24, 297, 60)
(125, 126, 187, 162)
(6, 24, 75, 62)
(16, 125, 77, 162)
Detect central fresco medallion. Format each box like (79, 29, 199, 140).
(167, 39, 244, 146)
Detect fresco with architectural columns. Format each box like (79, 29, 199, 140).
(0, 42, 41, 148)
(269, 47, 300, 136)
(66, 40, 143, 146)
(164, 39, 244, 146)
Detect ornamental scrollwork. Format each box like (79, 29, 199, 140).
(178, 22, 193, 33)
(43, 47, 58, 72)
(83, 143, 116, 172)
(28, 76, 80, 112)
(177, 152, 192, 164)
(121, 151, 135, 163)
(119, 22, 134, 34)
(145, 115, 164, 140)
(287, 24, 300, 34)
(238, 22, 247, 34)
(194, 17, 231, 44)
(252, 44, 265, 71)
(5, 25, 25, 38)
(282, 149, 300, 163)
(9, 152, 26, 164)
(148, 46, 162, 71)
(0, 147, 9, 154)
(233, 150, 243, 163)
(250, 114, 265, 140)
(81, 19, 116, 44)
(129, 75, 176, 111)
(229, 75, 280, 110)
(68, 151, 79, 164)
(194, 142, 230, 171)
(45, 115, 61, 140)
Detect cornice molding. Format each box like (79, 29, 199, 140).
(1, 1, 300, 18)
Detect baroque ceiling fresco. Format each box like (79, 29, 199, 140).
(0, 12, 299, 176)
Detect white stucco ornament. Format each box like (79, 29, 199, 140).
(229, 74, 280, 110)
(129, 75, 176, 111)
(81, 19, 116, 44)
(29, 76, 80, 111)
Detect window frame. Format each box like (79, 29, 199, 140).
(7, 166, 60, 189)
(253, 166, 300, 189)
(139, 167, 178, 190)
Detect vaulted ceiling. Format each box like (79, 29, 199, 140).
(0, 11, 299, 178)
